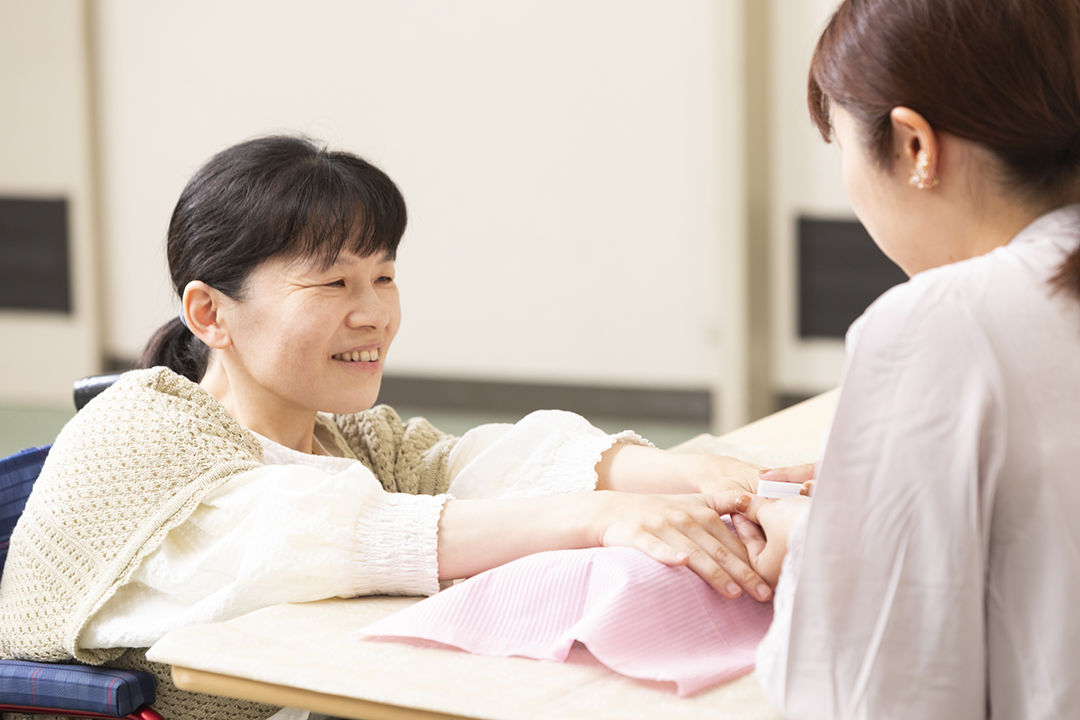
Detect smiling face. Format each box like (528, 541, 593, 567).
(205, 249, 400, 439)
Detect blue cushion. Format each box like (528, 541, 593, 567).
(0, 444, 50, 577)
(0, 659, 155, 716)
(0, 446, 157, 716)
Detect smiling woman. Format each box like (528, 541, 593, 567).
(0, 136, 772, 720)
(190, 250, 402, 451)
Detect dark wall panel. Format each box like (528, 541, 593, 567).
(798, 216, 906, 338)
(378, 375, 712, 425)
(0, 197, 72, 313)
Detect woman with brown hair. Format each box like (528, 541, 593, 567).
(0, 135, 771, 719)
(734, 0, 1080, 717)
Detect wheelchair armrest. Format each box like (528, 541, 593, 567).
(73, 374, 124, 411)
(0, 659, 156, 717)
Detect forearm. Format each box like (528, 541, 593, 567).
(437, 493, 601, 580)
(436, 489, 771, 601)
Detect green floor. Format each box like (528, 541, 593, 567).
(0, 404, 708, 458)
(0, 405, 77, 456)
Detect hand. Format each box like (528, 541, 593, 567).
(731, 493, 811, 588)
(691, 454, 764, 496)
(758, 462, 818, 497)
(594, 444, 762, 496)
(590, 491, 773, 602)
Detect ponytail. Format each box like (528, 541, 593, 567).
(137, 316, 211, 383)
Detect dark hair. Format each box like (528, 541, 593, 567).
(808, 0, 1080, 300)
(138, 135, 407, 381)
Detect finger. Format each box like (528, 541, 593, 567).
(706, 511, 752, 564)
(731, 513, 766, 561)
(654, 505, 751, 564)
(663, 516, 772, 601)
(627, 529, 692, 568)
(657, 531, 742, 599)
(701, 487, 752, 516)
(758, 462, 816, 484)
(734, 492, 776, 525)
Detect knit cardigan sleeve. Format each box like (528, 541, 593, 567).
(330, 405, 458, 496)
(0, 367, 265, 665)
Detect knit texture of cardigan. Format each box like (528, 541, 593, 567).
(0, 366, 456, 719)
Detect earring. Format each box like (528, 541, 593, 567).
(909, 151, 939, 189)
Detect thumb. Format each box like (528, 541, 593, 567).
(734, 492, 775, 525)
(732, 513, 766, 560)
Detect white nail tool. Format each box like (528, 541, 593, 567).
(756, 480, 804, 499)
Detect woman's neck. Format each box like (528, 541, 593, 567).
(906, 163, 1071, 274)
(199, 357, 319, 453)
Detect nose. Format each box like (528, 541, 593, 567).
(346, 282, 390, 329)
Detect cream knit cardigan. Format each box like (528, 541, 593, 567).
(0, 367, 455, 716)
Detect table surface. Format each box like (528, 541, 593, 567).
(147, 389, 839, 720)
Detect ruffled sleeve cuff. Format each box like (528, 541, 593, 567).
(538, 427, 653, 496)
(349, 492, 449, 597)
(446, 409, 653, 500)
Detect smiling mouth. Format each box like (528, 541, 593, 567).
(332, 349, 380, 363)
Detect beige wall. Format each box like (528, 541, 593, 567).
(769, 0, 851, 394)
(0, 0, 100, 406)
(0, 0, 852, 424)
(93, 0, 751, 429)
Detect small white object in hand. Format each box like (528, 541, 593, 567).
(756, 479, 803, 499)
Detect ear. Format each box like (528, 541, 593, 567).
(182, 281, 232, 350)
(890, 106, 939, 186)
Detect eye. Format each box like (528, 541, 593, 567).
(324, 279, 346, 288)
(375, 275, 394, 285)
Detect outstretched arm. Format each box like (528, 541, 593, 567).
(437, 488, 774, 601)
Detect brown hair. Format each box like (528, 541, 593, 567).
(808, 0, 1080, 300)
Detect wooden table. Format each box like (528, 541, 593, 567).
(147, 390, 838, 720)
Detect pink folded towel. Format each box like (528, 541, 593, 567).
(361, 546, 773, 696)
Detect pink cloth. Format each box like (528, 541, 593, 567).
(361, 546, 773, 696)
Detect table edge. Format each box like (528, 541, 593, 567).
(171, 666, 472, 720)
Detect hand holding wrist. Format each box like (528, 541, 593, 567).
(588, 490, 772, 601)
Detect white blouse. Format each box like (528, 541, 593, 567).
(757, 206, 1080, 719)
(81, 409, 646, 650)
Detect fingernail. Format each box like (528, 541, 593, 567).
(734, 494, 751, 513)
(756, 584, 772, 600)
(726, 582, 741, 598)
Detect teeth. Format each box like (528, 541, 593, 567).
(333, 349, 380, 362)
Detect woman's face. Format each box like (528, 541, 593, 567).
(218, 249, 400, 419)
(833, 106, 918, 276)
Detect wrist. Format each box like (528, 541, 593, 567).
(673, 454, 740, 494)
(681, 454, 722, 493)
(579, 490, 616, 549)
